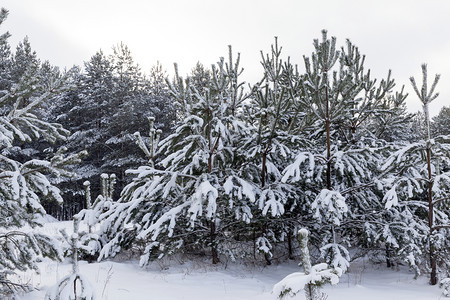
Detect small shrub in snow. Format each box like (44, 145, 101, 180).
(73, 174, 116, 261)
(273, 229, 342, 300)
(45, 217, 96, 300)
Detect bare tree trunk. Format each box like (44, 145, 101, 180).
(386, 244, 394, 268)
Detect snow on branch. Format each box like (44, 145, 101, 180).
(311, 189, 348, 226)
(281, 152, 315, 183)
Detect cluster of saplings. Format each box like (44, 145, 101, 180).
(0, 7, 449, 298)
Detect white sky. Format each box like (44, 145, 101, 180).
(2, 0, 449, 116)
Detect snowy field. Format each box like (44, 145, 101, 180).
(18, 221, 443, 300)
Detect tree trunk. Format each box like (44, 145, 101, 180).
(262, 224, 272, 265)
(287, 229, 294, 260)
(386, 244, 394, 268)
(325, 86, 331, 191)
(261, 150, 267, 187)
(210, 220, 219, 264)
(426, 145, 437, 285)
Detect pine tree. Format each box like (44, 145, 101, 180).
(10, 36, 39, 83)
(0, 8, 11, 94)
(281, 30, 409, 271)
(244, 38, 308, 263)
(97, 46, 258, 265)
(147, 61, 175, 135)
(45, 47, 175, 218)
(47, 51, 115, 216)
(366, 86, 414, 142)
(0, 9, 84, 296)
(380, 64, 449, 285)
(431, 106, 450, 137)
(102, 43, 148, 188)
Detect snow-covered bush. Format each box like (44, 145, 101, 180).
(273, 229, 342, 300)
(72, 174, 116, 261)
(45, 217, 96, 300)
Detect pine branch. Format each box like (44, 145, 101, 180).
(340, 181, 375, 196)
(432, 197, 450, 205)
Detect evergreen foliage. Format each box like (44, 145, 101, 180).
(380, 65, 449, 285)
(46, 46, 175, 219)
(280, 30, 410, 272)
(0, 8, 84, 297)
(45, 216, 96, 300)
(432, 106, 450, 137)
(79, 31, 450, 289)
(98, 46, 257, 265)
(0, 7, 448, 296)
(96, 32, 434, 275)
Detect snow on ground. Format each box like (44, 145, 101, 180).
(17, 221, 444, 300)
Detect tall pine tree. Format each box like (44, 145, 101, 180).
(0, 9, 84, 296)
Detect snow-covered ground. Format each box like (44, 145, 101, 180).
(17, 221, 444, 300)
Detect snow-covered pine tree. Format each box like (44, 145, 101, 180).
(188, 62, 212, 95)
(380, 64, 449, 285)
(46, 46, 175, 218)
(97, 46, 258, 265)
(0, 9, 11, 94)
(102, 43, 156, 192)
(366, 86, 414, 142)
(243, 38, 308, 263)
(8, 38, 72, 219)
(45, 51, 114, 218)
(146, 61, 175, 136)
(0, 8, 85, 296)
(73, 173, 116, 261)
(10, 36, 39, 84)
(281, 30, 408, 271)
(431, 106, 450, 137)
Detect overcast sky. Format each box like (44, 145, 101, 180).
(2, 0, 449, 116)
